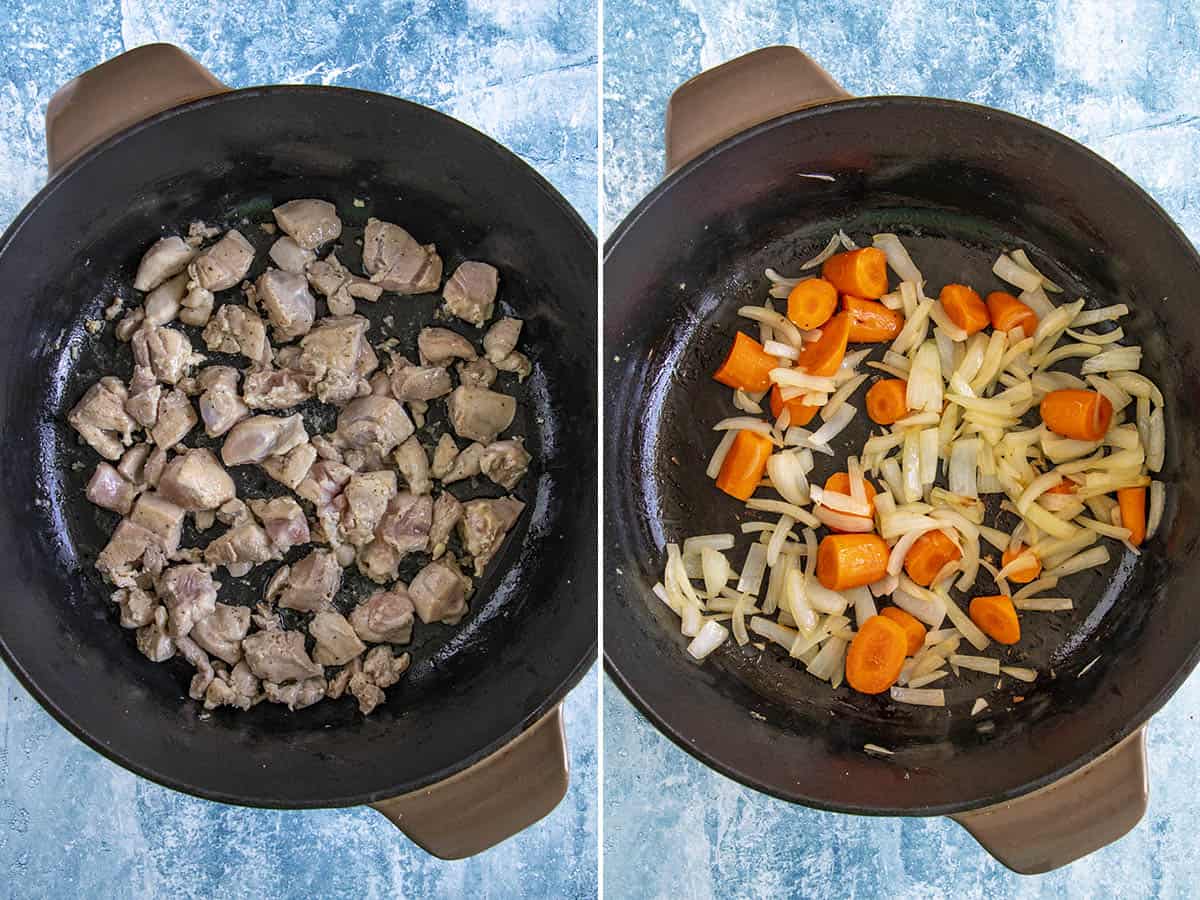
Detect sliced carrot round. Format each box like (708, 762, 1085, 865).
(1039, 389, 1113, 441)
(879, 606, 926, 656)
(845, 615, 908, 694)
(1118, 487, 1147, 547)
(940, 284, 990, 335)
(843, 296, 904, 342)
(817, 533, 889, 591)
(822, 247, 889, 299)
(986, 291, 1038, 337)
(712, 331, 778, 392)
(787, 278, 839, 330)
(768, 384, 819, 426)
(796, 312, 850, 377)
(714, 429, 773, 501)
(823, 472, 878, 533)
(865, 378, 909, 425)
(1001, 544, 1042, 584)
(969, 594, 1021, 645)
(903, 530, 962, 587)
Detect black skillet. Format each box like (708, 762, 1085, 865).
(604, 47, 1200, 874)
(0, 44, 596, 859)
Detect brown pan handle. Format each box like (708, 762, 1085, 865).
(371, 706, 569, 859)
(664, 45, 850, 173)
(951, 727, 1148, 874)
(45, 43, 228, 176)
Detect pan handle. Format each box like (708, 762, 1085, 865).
(951, 726, 1148, 874)
(370, 705, 569, 859)
(664, 45, 849, 173)
(44, 43, 228, 176)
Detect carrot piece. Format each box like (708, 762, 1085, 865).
(903, 530, 962, 587)
(879, 606, 926, 656)
(714, 429, 773, 501)
(845, 615, 908, 694)
(843, 295, 904, 342)
(795, 312, 850, 377)
(768, 384, 820, 426)
(787, 278, 839, 329)
(969, 594, 1021, 645)
(712, 331, 778, 392)
(822, 472, 878, 534)
(1045, 480, 1077, 495)
(821, 248, 889, 299)
(816, 533, 889, 591)
(1118, 487, 1147, 546)
(986, 291, 1038, 337)
(1040, 389, 1113, 441)
(1001, 544, 1043, 584)
(865, 378, 909, 425)
(939, 284, 990, 335)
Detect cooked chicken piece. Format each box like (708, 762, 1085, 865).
(196, 365, 249, 437)
(348, 673, 385, 715)
(494, 350, 533, 380)
(306, 253, 383, 316)
(144, 272, 188, 326)
(418, 327, 476, 367)
(135, 236, 197, 292)
(190, 602, 251, 665)
(242, 629, 323, 683)
(297, 315, 375, 405)
(179, 284, 215, 327)
(361, 645, 410, 689)
(202, 304, 273, 366)
(273, 199, 342, 250)
(393, 436, 431, 495)
(362, 218, 442, 294)
(356, 538, 402, 584)
(335, 395, 414, 455)
(369, 371, 394, 398)
(389, 359, 452, 401)
(112, 585, 156, 628)
(143, 444, 169, 486)
(123, 365, 161, 429)
(268, 236, 316, 273)
(325, 658, 358, 700)
(203, 659, 261, 710)
(261, 441, 317, 491)
(295, 458, 354, 507)
(442, 442, 484, 484)
(96, 519, 160, 585)
(430, 433, 460, 480)
(311, 433, 344, 462)
(157, 448, 236, 511)
(216, 497, 251, 527)
(136, 607, 176, 662)
(341, 470, 397, 546)
(149, 389, 196, 450)
(247, 497, 310, 552)
(275, 549, 343, 612)
(192, 229, 255, 291)
(309, 611, 366, 666)
(457, 357, 498, 388)
(480, 439, 532, 490)
(157, 564, 218, 637)
(459, 497, 526, 575)
(349, 587, 414, 644)
(221, 413, 308, 466)
(117, 443, 151, 484)
(409, 558, 469, 625)
(175, 633, 216, 699)
(69, 377, 135, 460)
(130, 492, 186, 555)
(264, 677, 326, 710)
(86, 462, 136, 515)
(194, 509, 216, 530)
(115, 307, 146, 342)
(255, 269, 316, 342)
(242, 366, 314, 409)
(483, 316, 523, 363)
(429, 491, 463, 560)
(442, 261, 499, 327)
(446, 385, 516, 444)
(377, 492, 433, 554)
(132, 323, 201, 385)
(204, 522, 275, 577)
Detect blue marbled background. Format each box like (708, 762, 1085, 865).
(0, 2, 597, 898)
(603, 2, 1200, 898)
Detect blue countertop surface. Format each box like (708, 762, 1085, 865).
(603, 2, 1200, 898)
(0, 2, 597, 898)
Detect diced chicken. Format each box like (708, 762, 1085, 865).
(255, 269, 316, 342)
(442, 261, 499, 327)
(273, 199, 342, 250)
(409, 558, 469, 625)
(297, 315, 375, 405)
(418, 327, 476, 367)
(242, 629, 323, 683)
(115, 307, 146, 342)
(157, 448, 236, 511)
(203, 660, 261, 711)
(69, 377, 135, 460)
(376, 492, 432, 554)
(150, 389, 197, 449)
(216, 497, 251, 527)
(202, 304, 273, 366)
(459, 497, 525, 575)
(175, 633, 216, 699)
(204, 522, 275, 576)
(112, 585, 156, 628)
(196, 365, 249, 437)
(133, 323, 201, 385)
(389, 359, 452, 401)
(356, 539, 402, 584)
(130, 492, 185, 555)
(457, 357, 498, 388)
(349, 587, 414, 644)
(190, 603, 251, 665)
(295, 459, 354, 507)
(124, 365, 161, 429)
(393, 436, 431, 495)
(442, 442, 484, 484)
(480, 439, 532, 490)
(136, 607, 176, 662)
(144, 272, 188, 326)
(192, 229, 255, 291)
(96, 519, 160, 585)
(261, 441, 318, 491)
(274, 549, 343, 612)
(309, 611, 366, 666)
(135, 236, 197, 292)
(335, 396, 414, 456)
(483, 316, 523, 363)
(430, 434, 460, 480)
(446, 385, 516, 444)
(86, 462, 136, 515)
(268, 236, 316, 273)
(247, 497, 310, 552)
(263, 677, 326, 710)
(157, 564, 218, 637)
(221, 414, 308, 466)
(242, 367, 314, 409)
(341, 470, 397, 546)
(143, 445, 169, 486)
(361, 645, 410, 689)
(117, 443, 151, 484)
(429, 492, 462, 560)
(306, 253, 382, 316)
(348, 673, 385, 715)
(180, 284, 215, 327)
(325, 658, 358, 699)
(494, 350, 533, 380)
(362, 218, 442, 294)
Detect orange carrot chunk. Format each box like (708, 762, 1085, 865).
(845, 615, 909, 694)
(903, 530, 962, 587)
(796, 311, 850, 377)
(712, 331, 778, 392)
(1045, 480, 1077, 495)
(823, 472, 878, 533)
(1040, 389, 1113, 441)
(1001, 544, 1042, 584)
(1118, 486, 1147, 547)
(816, 533, 889, 591)
(940, 284, 990, 335)
(865, 378, 909, 425)
(768, 384, 820, 426)
(986, 291, 1038, 337)
(787, 278, 839, 330)
(843, 295, 904, 342)
(969, 594, 1021, 645)
(879, 606, 926, 656)
(714, 429, 773, 501)
(822, 247, 889, 300)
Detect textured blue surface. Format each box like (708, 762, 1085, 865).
(0, 2, 597, 898)
(603, 2, 1200, 898)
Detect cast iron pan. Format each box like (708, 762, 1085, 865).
(0, 45, 595, 857)
(604, 47, 1200, 873)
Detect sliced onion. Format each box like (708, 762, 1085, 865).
(1066, 326, 1125, 345)
(1029, 299, 1085, 363)
(1013, 576, 1060, 602)
(906, 341, 943, 413)
(806, 636, 848, 682)
(806, 403, 856, 447)
(800, 233, 843, 270)
(1044, 545, 1110, 578)
(765, 514, 796, 567)
(868, 573, 899, 597)
(1016, 471, 1063, 514)
(823, 373, 868, 420)
(1073, 304, 1129, 327)
(700, 547, 731, 597)
(683, 534, 735, 555)
(838, 230, 858, 250)
(948, 438, 980, 498)
(970, 329, 1009, 394)
(886, 523, 944, 575)
(890, 686, 945, 707)
(814, 506, 875, 532)
(929, 302, 969, 342)
(806, 577, 849, 615)
(737, 305, 805, 348)
(749, 615, 798, 650)
(713, 416, 774, 435)
(783, 568, 819, 634)
(1019, 284, 1055, 318)
(1001, 666, 1037, 683)
(1076, 516, 1131, 540)
(902, 429, 922, 503)
(1146, 406, 1164, 473)
(950, 654, 1001, 675)
(1147, 481, 1165, 540)
(766, 450, 812, 506)
(940, 592, 990, 651)
(1014, 596, 1073, 611)
(687, 620, 728, 660)
(1009, 248, 1063, 293)
(705, 431, 737, 479)
(971, 697, 989, 716)
(993, 253, 1043, 293)
(1080, 345, 1142, 374)
(811, 485, 871, 516)
(891, 299, 933, 356)
(736, 543, 768, 596)
(681, 603, 703, 636)
(763, 339, 800, 360)
(772, 368, 838, 392)
(872, 234, 923, 283)
(746, 498, 819, 528)
(919, 428, 939, 487)
(892, 587, 945, 628)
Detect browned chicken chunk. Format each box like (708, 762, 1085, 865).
(309, 611, 366, 666)
(459, 496, 526, 575)
(446, 385, 516, 444)
(69, 377, 135, 460)
(192, 229, 255, 291)
(418, 327, 476, 366)
(442, 261, 498, 326)
(221, 414, 308, 466)
(157, 563, 219, 637)
(242, 629, 323, 683)
(273, 549, 342, 612)
(362, 217, 442, 294)
(273, 199, 342, 250)
(190, 603, 251, 665)
(86, 462, 136, 515)
(409, 558, 469, 625)
(135, 236, 196, 292)
(157, 448, 236, 511)
(349, 587, 414, 644)
(255, 269, 316, 342)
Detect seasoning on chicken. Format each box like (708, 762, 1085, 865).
(446, 385, 516, 444)
(202, 304, 273, 367)
(309, 611, 366, 666)
(442, 261, 499, 327)
(221, 413, 308, 466)
(418, 327, 476, 367)
(263, 677, 327, 710)
(261, 441, 318, 491)
(189, 603, 251, 665)
(196, 365, 249, 437)
(340, 470, 398, 546)
(272, 549, 342, 612)
(428, 492, 462, 560)
(430, 433, 460, 480)
(483, 316, 523, 363)
(157, 448, 236, 511)
(241, 366, 314, 410)
(361, 645, 410, 688)
(157, 563, 219, 638)
(117, 443, 151, 485)
(295, 458, 354, 508)
(247, 496, 310, 553)
(97, 520, 161, 585)
(389, 358, 453, 402)
(457, 357, 498, 388)
(393, 436, 431, 495)
(297, 315, 376, 405)
(112, 585, 157, 629)
(268, 236, 316, 274)
(306, 253, 383, 316)
(349, 587, 414, 644)
(86, 462, 136, 515)
(409, 557, 470, 625)
(134, 236, 197, 292)
(130, 492, 186, 556)
(179, 283, 215, 327)
(459, 496, 526, 575)
(143, 445, 169, 487)
(335, 395, 414, 456)
(242, 629, 323, 683)
(494, 350, 532, 381)
(136, 607, 176, 662)
(150, 389, 197, 450)
(442, 442, 484, 484)
(203, 521, 276, 577)
(203, 660, 261, 711)
(133, 323, 202, 386)
(191, 229, 255, 292)
(255, 269, 316, 342)
(355, 538, 403, 584)
(273, 199, 342, 250)
(362, 217, 442, 294)
(479, 439, 531, 490)
(69, 376, 135, 460)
